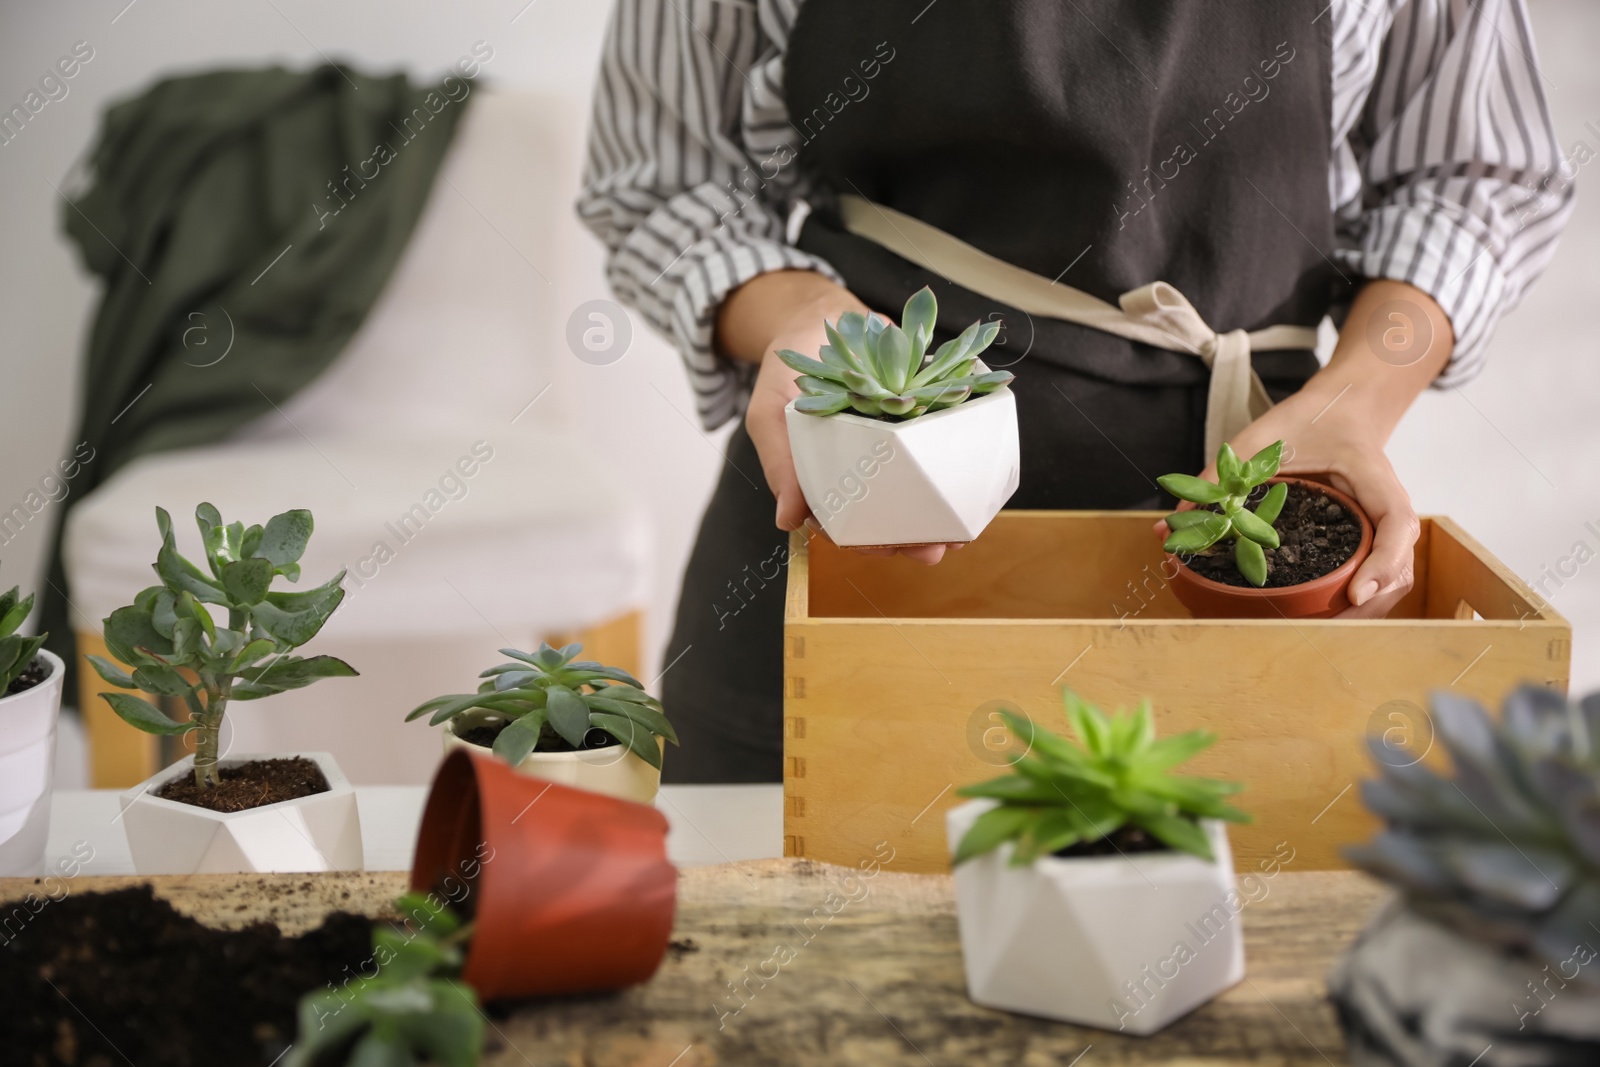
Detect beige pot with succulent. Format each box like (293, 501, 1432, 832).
(408, 642, 674, 804)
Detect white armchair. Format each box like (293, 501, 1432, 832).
(63, 90, 651, 786)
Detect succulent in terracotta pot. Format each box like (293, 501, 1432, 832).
(779, 286, 1021, 547)
(1158, 440, 1372, 618)
(407, 641, 674, 803)
(947, 691, 1251, 1033)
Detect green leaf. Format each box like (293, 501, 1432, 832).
(545, 684, 591, 747)
(953, 805, 1035, 864)
(1164, 509, 1216, 531)
(1235, 537, 1269, 587)
(591, 712, 664, 769)
(130, 664, 194, 696)
(0, 589, 33, 637)
(1139, 729, 1217, 771)
(221, 558, 274, 605)
(1254, 481, 1288, 525)
(1133, 812, 1214, 861)
(258, 509, 314, 569)
(794, 393, 854, 416)
(86, 654, 138, 689)
(1230, 507, 1280, 549)
(840, 368, 893, 399)
(229, 638, 279, 671)
(910, 320, 980, 388)
(491, 714, 544, 765)
(251, 585, 345, 647)
(830, 314, 872, 374)
(1246, 440, 1284, 484)
(261, 569, 345, 612)
(900, 286, 938, 358)
(101, 692, 195, 736)
(1163, 513, 1230, 554)
(775, 348, 838, 382)
(233, 655, 359, 699)
(184, 592, 216, 643)
(585, 696, 677, 744)
(1157, 473, 1229, 505)
(104, 605, 175, 664)
(155, 532, 228, 605)
(1065, 692, 1112, 756)
(1217, 442, 1245, 494)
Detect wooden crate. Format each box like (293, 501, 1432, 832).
(782, 512, 1570, 873)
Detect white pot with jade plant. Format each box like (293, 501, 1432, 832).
(0, 587, 64, 876)
(409, 641, 675, 805)
(91, 505, 363, 874)
(780, 286, 1020, 548)
(947, 691, 1250, 1036)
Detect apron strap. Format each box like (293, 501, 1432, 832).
(837, 194, 1319, 459)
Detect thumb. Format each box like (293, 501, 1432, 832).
(1331, 455, 1419, 619)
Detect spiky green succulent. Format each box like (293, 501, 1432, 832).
(0, 587, 48, 693)
(1158, 440, 1288, 587)
(1347, 686, 1600, 971)
(777, 286, 1013, 420)
(407, 642, 676, 769)
(953, 691, 1250, 866)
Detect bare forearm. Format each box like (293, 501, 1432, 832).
(1304, 279, 1455, 441)
(715, 270, 867, 364)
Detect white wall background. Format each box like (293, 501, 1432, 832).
(2, 1, 1597, 780)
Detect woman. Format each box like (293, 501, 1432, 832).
(577, 0, 1573, 782)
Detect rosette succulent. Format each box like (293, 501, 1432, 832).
(777, 286, 1012, 420)
(1346, 686, 1600, 970)
(407, 642, 676, 769)
(0, 586, 48, 693)
(1158, 440, 1288, 587)
(953, 691, 1250, 866)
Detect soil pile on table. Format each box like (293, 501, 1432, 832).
(156, 755, 329, 812)
(5, 658, 47, 696)
(0, 884, 371, 1066)
(1187, 482, 1362, 588)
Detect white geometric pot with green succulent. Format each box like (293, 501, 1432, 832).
(410, 642, 675, 805)
(1330, 687, 1600, 1067)
(780, 287, 1020, 547)
(947, 694, 1252, 1035)
(0, 587, 64, 877)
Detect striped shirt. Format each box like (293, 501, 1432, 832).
(577, 0, 1576, 430)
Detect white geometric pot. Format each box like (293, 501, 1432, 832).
(119, 751, 362, 874)
(443, 713, 661, 804)
(784, 375, 1020, 547)
(947, 799, 1244, 1035)
(0, 649, 64, 877)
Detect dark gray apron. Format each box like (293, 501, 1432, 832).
(662, 0, 1338, 783)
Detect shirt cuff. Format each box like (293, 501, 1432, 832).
(1337, 204, 1511, 388)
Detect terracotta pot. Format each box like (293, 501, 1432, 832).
(410, 747, 676, 1001)
(1164, 476, 1373, 619)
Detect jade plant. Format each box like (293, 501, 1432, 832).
(778, 285, 1012, 419)
(407, 642, 676, 768)
(953, 691, 1249, 866)
(0, 587, 48, 693)
(289, 893, 482, 1067)
(1345, 686, 1600, 969)
(1158, 440, 1288, 587)
(88, 504, 356, 787)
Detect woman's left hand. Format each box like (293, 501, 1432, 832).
(1183, 280, 1455, 619)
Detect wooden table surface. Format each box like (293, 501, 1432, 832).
(3, 860, 1387, 1066)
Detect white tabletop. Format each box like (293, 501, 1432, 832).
(44, 784, 785, 876)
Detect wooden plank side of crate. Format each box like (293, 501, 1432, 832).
(784, 615, 1564, 874)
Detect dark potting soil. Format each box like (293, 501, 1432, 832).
(1054, 825, 1171, 858)
(458, 719, 619, 754)
(0, 884, 373, 1067)
(1184, 482, 1362, 588)
(5, 658, 47, 697)
(155, 756, 329, 812)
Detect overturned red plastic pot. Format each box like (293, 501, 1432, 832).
(410, 747, 676, 1001)
(1165, 476, 1374, 620)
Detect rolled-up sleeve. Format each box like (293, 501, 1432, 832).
(577, 0, 842, 430)
(1332, 0, 1576, 386)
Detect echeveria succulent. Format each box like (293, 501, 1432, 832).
(1346, 686, 1600, 971)
(954, 691, 1250, 866)
(88, 505, 356, 787)
(777, 286, 1012, 420)
(0, 587, 47, 693)
(407, 642, 676, 769)
(1159, 440, 1288, 587)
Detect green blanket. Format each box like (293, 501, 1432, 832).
(41, 64, 470, 686)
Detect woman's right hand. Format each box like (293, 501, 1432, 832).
(719, 270, 954, 565)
